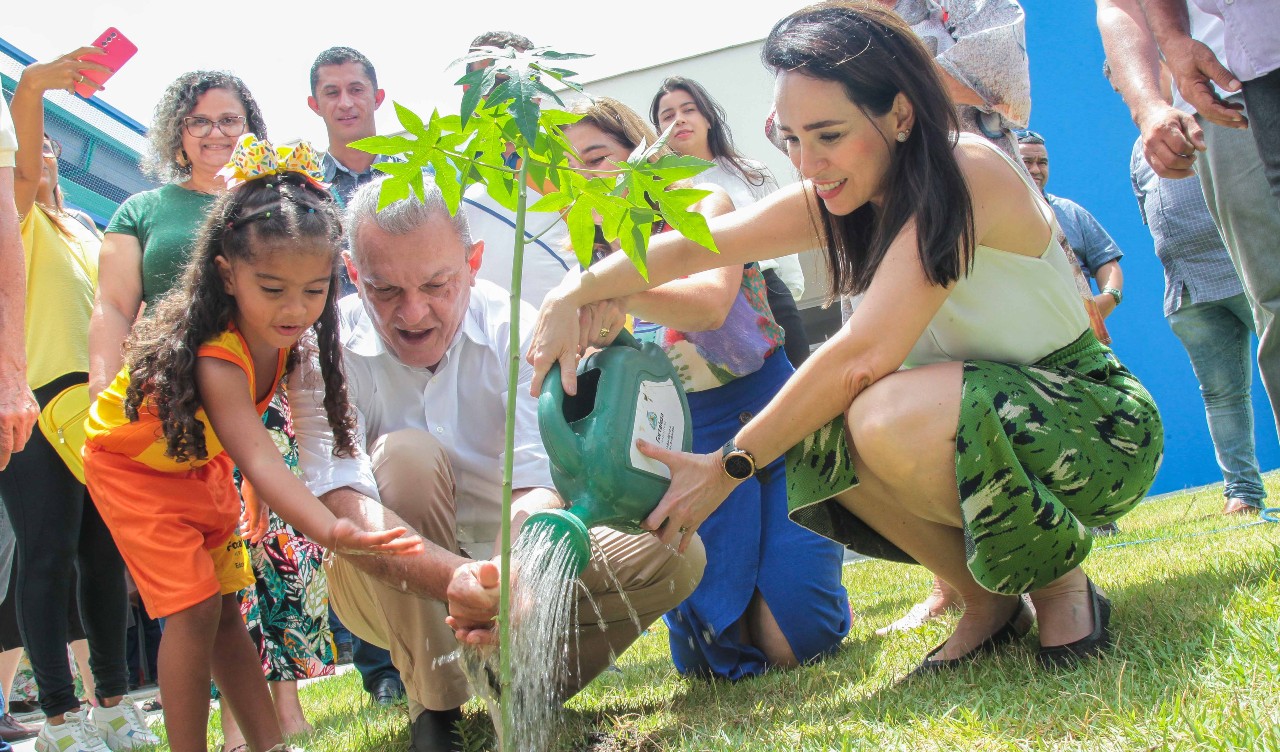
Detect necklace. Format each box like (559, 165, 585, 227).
(182, 174, 223, 196)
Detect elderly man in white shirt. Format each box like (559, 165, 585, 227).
(292, 175, 704, 752)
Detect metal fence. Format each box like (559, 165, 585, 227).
(0, 36, 156, 227)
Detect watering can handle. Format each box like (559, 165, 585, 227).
(536, 330, 641, 475)
(538, 360, 585, 475)
(611, 329, 641, 350)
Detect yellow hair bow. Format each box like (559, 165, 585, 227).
(217, 134, 328, 190)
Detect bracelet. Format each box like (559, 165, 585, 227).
(1102, 287, 1122, 306)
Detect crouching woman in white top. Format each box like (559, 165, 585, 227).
(528, 1, 1162, 674)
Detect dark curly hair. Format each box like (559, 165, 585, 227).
(122, 168, 357, 463)
(763, 1, 975, 299)
(143, 71, 268, 184)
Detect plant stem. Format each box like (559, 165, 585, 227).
(497, 143, 530, 752)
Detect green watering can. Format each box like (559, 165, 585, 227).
(523, 329, 692, 576)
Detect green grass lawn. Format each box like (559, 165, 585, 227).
(211, 477, 1280, 751)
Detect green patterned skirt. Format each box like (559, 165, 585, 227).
(785, 331, 1163, 594)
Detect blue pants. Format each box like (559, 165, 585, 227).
(665, 352, 849, 679)
(1168, 292, 1268, 505)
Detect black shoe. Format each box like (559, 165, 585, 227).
(6, 700, 37, 714)
(409, 707, 463, 752)
(335, 642, 354, 665)
(1091, 522, 1120, 537)
(370, 676, 406, 705)
(0, 712, 37, 742)
(1037, 577, 1112, 668)
(911, 599, 1033, 675)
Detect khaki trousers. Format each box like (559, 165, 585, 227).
(326, 429, 705, 718)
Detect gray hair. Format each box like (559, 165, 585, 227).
(345, 176, 474, 267)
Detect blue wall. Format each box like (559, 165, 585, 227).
(1025, 5, 1278, 495)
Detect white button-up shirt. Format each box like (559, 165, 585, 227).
(293, 280, 554, 558)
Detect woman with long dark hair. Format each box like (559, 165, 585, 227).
(530, 1, 1163, 672)
(650, 76, 812, 367)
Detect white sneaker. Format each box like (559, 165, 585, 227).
(34, 709, 111, 752)
(90, 697, 161, 749)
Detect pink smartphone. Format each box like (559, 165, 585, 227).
(75, 28, 137, 99)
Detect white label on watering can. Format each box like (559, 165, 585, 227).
(629, 378, 684, 479)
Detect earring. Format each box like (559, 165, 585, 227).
(896, 130, 910, 143)
(176, 148, 191, 168)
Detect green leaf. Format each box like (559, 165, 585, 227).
(593, 193, 631, 236)
(621, 217, 653, 280)
(565, 199, 598, 269)
(457, 67, 498, 128)
(394, 101, 428, 138)
(430, 151, 460, 213)
(483, 169, 520, 211)
(409, 169, 427, 205)
(375, 177, 410, 211)
(642, 154, 717, 183)
(658, 199, 718, 254)
(497, 69, 545, 145)
(538, 109, 582, 127)
(656, 187, 713, 212)
(537, 50, 592, 61)
(371, 161, 414, 179)
(350, 134, 416, 157)
(528, 190, 573, 213)
(449, 46, 518, 71)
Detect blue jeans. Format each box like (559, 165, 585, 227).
(1198, 95, 1280, 437)
(1168, 292, 1268, 505)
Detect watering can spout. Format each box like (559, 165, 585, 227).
(521, 508, 592, 577)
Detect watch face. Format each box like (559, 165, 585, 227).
(724, 453, 754, 480)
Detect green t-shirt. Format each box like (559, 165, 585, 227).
(105, 183, 216, 306)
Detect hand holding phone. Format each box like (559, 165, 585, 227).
(75, 28, 137, 98)
(15, 47, 109, 98)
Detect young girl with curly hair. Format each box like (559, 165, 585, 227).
(82, 137, 419, 752)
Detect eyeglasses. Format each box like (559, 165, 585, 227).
(182, 115, 248, 138)
(1014, 129, 1045, 145)
(42, 141, 62, 159)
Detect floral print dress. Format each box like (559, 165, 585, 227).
(234, 382, 335, 681)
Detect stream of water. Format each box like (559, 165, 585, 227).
(456, 525, 653, 750)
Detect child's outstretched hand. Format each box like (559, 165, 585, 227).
(330, 518, 424, 556)
(239, 480, 271, 545)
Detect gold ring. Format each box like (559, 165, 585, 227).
(678, 526, 689, 534)
(599, 327, 610, 338)
(77, 74, 86, 84)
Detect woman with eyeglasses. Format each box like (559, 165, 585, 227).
(90, 72, 331, 752)
(0, 48, 159, 752)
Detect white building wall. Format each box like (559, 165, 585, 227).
(558, 40, 832, 312)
